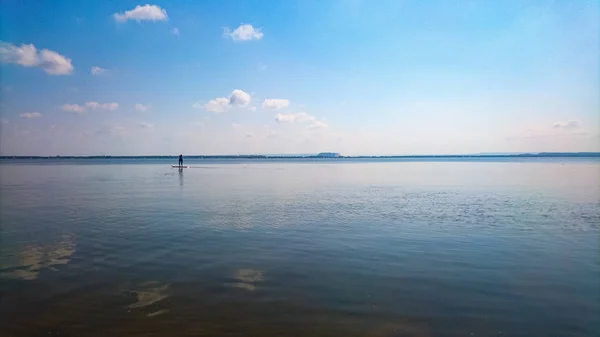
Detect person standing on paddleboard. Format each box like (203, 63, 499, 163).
(178, 154, 183, 168)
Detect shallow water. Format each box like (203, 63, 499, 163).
(1, 159, 599, 336)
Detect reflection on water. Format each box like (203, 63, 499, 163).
(147, 309, 169, 317)
(127, 281, 170, 309)
(0, 235, 75, 280)
(178, 168, 183, 187)
(230, 269, 264, 291)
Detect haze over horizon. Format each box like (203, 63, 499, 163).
(1, 0, 598, 156)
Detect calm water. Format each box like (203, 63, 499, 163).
(1, 159, 599, 336)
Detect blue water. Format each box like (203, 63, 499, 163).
(1, 158, 599, 336)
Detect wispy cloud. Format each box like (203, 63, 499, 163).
(62, 102, 118, 113)
(224, 24, 263, 41)
(0, 42, 73, 75)
(171, 27, 180, 36)
(20, 112, 42, 119)
(139, 121, 154, 129)
(113, 5, 168, 23)
(85, 102, 119, 110)
(274, 112, 316, 123)
(135, 103, 150, 112)
(62, 104, 86, 113)
(91, 66, 106, 75)
(263, 99, 290, 110)
(308, 121, 328, 130)
(553, 120, 582, 129)
(96, 124, 126, 137)
(274, 111, 329, 130)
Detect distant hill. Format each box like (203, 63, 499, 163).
(474, 152, 530, 155)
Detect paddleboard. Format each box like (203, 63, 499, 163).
(171, 165, 190, 168)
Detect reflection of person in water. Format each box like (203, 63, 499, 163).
(178, 154, 183, 168)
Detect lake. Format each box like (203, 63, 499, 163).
(1, 158, 599, 336)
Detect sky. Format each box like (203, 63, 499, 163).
(0, 0, 598, 156)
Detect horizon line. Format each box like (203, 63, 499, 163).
(1, 152, 600, 159)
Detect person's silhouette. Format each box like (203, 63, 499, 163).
(178, 154, 183, 167)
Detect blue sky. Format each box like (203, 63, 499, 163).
(1, 0, 598, 155)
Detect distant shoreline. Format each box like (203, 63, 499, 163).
(1, 152, 599, 160)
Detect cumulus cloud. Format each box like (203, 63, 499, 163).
(113, 4, 168, 23)
(229, 89, 251, 105)
(196, 89, 252, 113)
(91, 66, 106, 75)
(135, 103, 150, 112)
(274, 112, 316, 123)
(0, 42, 73, 75)
(553, 120, 582, 129)
(38, 49, 74, 75)
(1, 43, 38, 66)
(62, 104, 86, 113)
(263, 99, 290, 110)
(20, 112, 42, 119)
(85, 102, 119, 110)
(171, 27, 180, 36)
(203, 97, 230, 113)
(224, 24, 263, 41)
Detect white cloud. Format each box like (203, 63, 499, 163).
(224, 24, 263, 41)
(0, 42, 73, 75)
(20, 112, 42, 119)
(85, 102, 119, 110)
(274, 112, 316, 123)
(135, 103, 150, 112)
(196, 89, 251, 112)
(91, 66, 106, 75)
(263, 99, 290, 110)
(171, 27, 180, 36)
(62, 104, 86, 113)
(250, 106, 257, 111)
(113, 4, 168, 23)
(553, 120, 582, 129)
(0, 42, 37, 66)
(139, 121, 154, 129)
(308, 121, 329, 130)
(246, 133, 254, 138)
(202, 97, 229, 113)
(229, 89, 251, 105)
